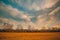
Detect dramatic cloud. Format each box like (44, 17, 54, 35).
(41, 0, 59, 9)
(36, 7, 60, 29)
(29, 0, 59, 11)
(0, 17, 19, 30)
(49, 7, 60, 16)
(0, 2, 31, 21)
(11, 0, 59, 11)
(0, 17, 37, 30)
(0, 0, 60, 30)
(0, 2, 37, 30)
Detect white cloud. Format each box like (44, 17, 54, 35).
(41, 0, 59, 9)
(30, 2, 41, 11)
(0, 17, 19, 29)
(12, 0, 59, 11)
(0, 2, 36, 30)
(31, 0, 59, 10)
(0, 17, 37, 30)
(0, 1, 60, 30)
(49, 7, 60, 16)
(36, 7, 60, 29)
(0, 2, 31, 21)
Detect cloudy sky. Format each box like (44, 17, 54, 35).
(0, 0, 60, 30)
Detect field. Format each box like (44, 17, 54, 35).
(0, 32, 60, 40)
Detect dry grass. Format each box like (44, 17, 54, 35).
(0, 32, 60, 40)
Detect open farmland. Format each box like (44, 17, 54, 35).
(0, 32, 60, 40)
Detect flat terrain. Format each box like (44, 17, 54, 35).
(0, 32, 60, 40)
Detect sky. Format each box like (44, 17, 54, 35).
(0, 0, 60, 30)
